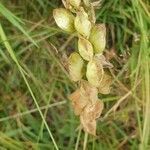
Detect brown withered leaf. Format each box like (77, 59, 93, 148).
(80, 100, 104, 135)
(98, 73, 112, 94)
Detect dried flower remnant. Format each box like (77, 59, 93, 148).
(94, 54, 113, 69)
(53, 0, 113, 135)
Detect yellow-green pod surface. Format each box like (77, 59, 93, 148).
(53, 8, 75, 33)
(89, 24, 106, 54)
(78, 37, 93, 61)
(74, 8, 91, 38)
(86, 59, 104, 87)
(69, 52, 84, 81)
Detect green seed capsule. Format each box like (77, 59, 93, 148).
(68, 0, 81, 8)
(86, 59, 104, 87)
(68, 52, 84, 81)
(78, 37, 93, 61)
(53, 8, 75, 33)
(89, 24, 106, 54)
(74, 7, 91, 38)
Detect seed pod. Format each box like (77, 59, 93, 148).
(81, 100, 104, 122)
(86, 59, 104, 87)
(89, 24, 106, 53)
(53, 8, 75, 33)
(68, 52, 84, 81)
(69, 80, 99, 116)
(69, 89, 88, 116)
(74, 7, 91, 38)
(68, 0, 81, 8)
(80, 100, 104, 136)
(78, 37, 93, 61)
(80, 116, 96, 136)
(80, 80, 98, 103)
(98, 73, 112, 94)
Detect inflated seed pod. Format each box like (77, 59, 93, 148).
(68, 0, 81, 8)
(98, 73, 112, 94)
(78, 37, 93, 61)
(53, 8, 75, 33)
(80, 99, 104, 135)
(86, 59, 104, 87)
(74, 7, 91, 38)
(68, 52, 84, 81)
(89, 24, 106, 53)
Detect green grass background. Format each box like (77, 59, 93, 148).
(0, 0, 150, 150)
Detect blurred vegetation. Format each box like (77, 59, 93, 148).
(0, 0, 149, 150)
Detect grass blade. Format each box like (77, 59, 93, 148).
(0, 2, 37, 47)
(0, 23, 59, 150)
